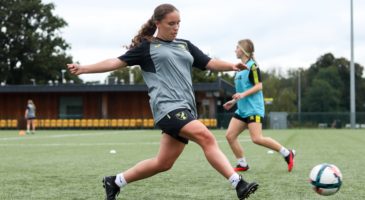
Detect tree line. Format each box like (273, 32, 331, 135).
(1, 1, 364, 112)
(108, 53, 365, 113)
(0, 0, 81, 84)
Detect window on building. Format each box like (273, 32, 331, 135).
(59, 96, 83, 118)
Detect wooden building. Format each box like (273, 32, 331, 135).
(0, 78, 235, 129)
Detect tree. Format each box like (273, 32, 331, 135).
(261, 69, 297, 113)
(192, 68, 220, 83)
(109, 66, 224, 84)
(302, 78, 341, 112)
(108, 66, 144, 84)
(334, 57, 364, 111)
(302, 53, 365, 112)
(357, 78, 365, 112)
(0, 0, 81, 84)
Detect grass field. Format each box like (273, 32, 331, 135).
(0, 129, 364, 200)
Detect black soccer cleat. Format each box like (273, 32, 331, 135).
(236, 176, 259, 199)
(102, 176, 120, 200)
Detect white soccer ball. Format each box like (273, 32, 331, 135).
(309, 163, 343, 196)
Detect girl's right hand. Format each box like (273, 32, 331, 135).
(67, 63, 82, 75)
(223, 99, 237, 110)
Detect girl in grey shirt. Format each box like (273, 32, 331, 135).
(67, 4, 258, 200)
(25, 99, 36, 134)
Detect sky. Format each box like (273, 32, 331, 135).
(44, 0, 365, 82)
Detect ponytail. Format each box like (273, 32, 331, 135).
(251, 54, 258, 66)
(129, 17, 156, 49)
(127, 4, 178, 49)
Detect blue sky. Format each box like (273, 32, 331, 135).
(45, 0, 365, 82)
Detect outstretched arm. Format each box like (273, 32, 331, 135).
(206, 59, 247, 72)
(67, 58, 127, 75)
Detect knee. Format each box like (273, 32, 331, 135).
(225, 132, 237, 144)
(200, 131, 216, 146)
(190, 126, 216, 145)
(156, 160, 174, 172)
(251, 136, 263, 145)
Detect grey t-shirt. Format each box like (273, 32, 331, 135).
(26, 104, 36, 118)
(118, 38, 211, 123)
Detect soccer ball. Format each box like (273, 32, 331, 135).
(309, 163, 342, 196)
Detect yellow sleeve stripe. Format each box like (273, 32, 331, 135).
(252, 65, 259, 84)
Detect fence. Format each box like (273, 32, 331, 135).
(1, 112, 365, 130)
(287, 112, 365, 128)
(0, 118, 218, 130)
(217, 112, 365, 129)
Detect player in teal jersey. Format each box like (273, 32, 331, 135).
(223, 39, 295, 173)
(68, 4, 258, 200)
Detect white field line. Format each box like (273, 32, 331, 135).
(0, 130, 139, 141)
(0, 139, 251, 147)
(0, 131, 251, 146)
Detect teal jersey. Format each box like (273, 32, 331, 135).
(234, 59, 265, 118)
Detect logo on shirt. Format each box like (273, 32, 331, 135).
(178, 44, 188, 51)
(154, 44, 161, 48)
(175, 111, 188, 121)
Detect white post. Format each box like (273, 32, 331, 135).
(61, 69, 66, 84)
(350, 0, 356, 128)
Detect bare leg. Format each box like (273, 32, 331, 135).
(180, 120, 235, 179)
(225, 118, 247, 159)
(248, 123, 282, 151)
(31, 120, 36, 133)
(123, 133, 185, 183)
(26, 120, 30, 133)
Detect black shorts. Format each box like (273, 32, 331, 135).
(233, 113, 263, 124)
(156, 108, 195, 144)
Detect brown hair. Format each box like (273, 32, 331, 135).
(28, 99, 36, 110)
(128, 4, 178, 49)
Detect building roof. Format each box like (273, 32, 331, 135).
(0, 78, 235, 95)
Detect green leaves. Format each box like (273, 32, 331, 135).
(0, 0, 81, 84)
